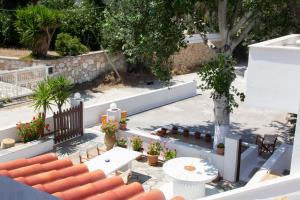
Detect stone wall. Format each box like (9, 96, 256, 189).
(0, 51, 126, 84)
(171, 41, 222, 70)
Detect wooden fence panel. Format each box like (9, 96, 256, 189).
(53, 102, 83, 144)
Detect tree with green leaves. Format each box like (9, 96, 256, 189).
(199, 54, 245, 147)
(15, 5, 61, 58)
(102, 0, 186, 82)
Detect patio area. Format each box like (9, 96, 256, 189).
(53, 127, 245, 196)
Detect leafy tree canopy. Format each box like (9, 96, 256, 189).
(102, 0, 186, 82)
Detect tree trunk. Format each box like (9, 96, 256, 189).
(32, 34, 49, 58)
(213, 94, 230, 149)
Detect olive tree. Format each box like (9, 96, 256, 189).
(15, 5, 61, 58)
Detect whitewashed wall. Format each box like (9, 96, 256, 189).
(84, 81, 197, 127)
(198, 174, 300, 200)
(246, 34, 300, 114)
(0, 81, 197, 142)
(247, 144, 292, 186)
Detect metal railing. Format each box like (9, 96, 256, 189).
(0, 65, 48, 99)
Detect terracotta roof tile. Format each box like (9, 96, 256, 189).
(33, 170, 105, 194)
(84, 182, 144, 200)
(53, 176, 124, 200)
(0, 159, 73, 178)
(129, 189, 166, 200)
(15, 164, 88, 186)
(0, 153, 173, 200)
(0, 153, 57, 171)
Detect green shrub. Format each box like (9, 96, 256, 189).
(60, 4, 103, 50)
(55, 33, 89, 56)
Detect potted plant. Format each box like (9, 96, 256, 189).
(171, 126, 178, 134)
(205, 133, 212, 143)
(194, 131, 201, 139)
(217, 143, 225, 155)
(131, 136, 143, 160)
(116, 138, 127, 148)
(119, 118, 129, 130)
(101, 121, 118, 150)
(183, 128, 189, 137)
(163, 148, 177, 161)
(147, 141, 162, 166)
(157, 127, 167, 137)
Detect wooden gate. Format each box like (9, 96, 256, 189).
(53, 102, 83, 144)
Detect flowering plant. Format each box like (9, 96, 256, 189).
(163, 148, 177, 161)
(147, 141, 162, 156)
(101, 121, 118, 136)
(131, 136, 143, 151)
(16, 114, 50, 143)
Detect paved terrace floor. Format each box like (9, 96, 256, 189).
(54, 127, 245, 195)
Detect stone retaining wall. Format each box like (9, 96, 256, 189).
(0, 51, 126, 84)
(171, 41, 222, 70)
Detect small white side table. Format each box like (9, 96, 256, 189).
(163, 157, 218, 200)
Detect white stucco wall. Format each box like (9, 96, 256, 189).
(246, 34, 300, 114)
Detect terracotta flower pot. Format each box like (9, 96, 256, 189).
(205, 134, 212, 143)
(119, 123, 127, 130)
(217, 147, 224, 155)
(194, 131, 201, 139)
(104, 134, 116, 151)
(136, 148, 144, 160)
(147, 154, 159, 166)
(157, 128, 167, 137)
(183, 128, 189, 137)
(171, 126, 178, 134)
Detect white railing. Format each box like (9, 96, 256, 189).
(0, 65, 48, 99)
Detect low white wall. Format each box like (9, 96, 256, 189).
(247, 144, 292, 186)
(117, 129, 224, 176)
(84, 81, 197, 127)
(240, 144, 258, 174)
(0, 137, 54, 162)
(198, 174, 300, 200)
(0, 81, 197, 142)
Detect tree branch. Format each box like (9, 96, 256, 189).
(218, 0, 228, 36)
(230, 11, 253, 37)
(231, 19, 256, 51)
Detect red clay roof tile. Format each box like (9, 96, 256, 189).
(0, 154, 172, 200)
(53, 176, 124, 200)
(129, 189, 166, 200)
(33, 170, 105, 194)
(0, 153, 57, 171)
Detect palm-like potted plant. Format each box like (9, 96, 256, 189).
(147, 141, 162, 166)
(48, 76, 72, 113)
(131, 136, 143, 160)
(32, 81, 53, 136)
(217, 143, 225, 155)
(101, 121, 118, 150)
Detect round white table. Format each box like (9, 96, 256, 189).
(163, 157, 218, 200)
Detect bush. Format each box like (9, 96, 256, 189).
(0, 12, 20, 47)
(15, 5, 61, 58)
(60, 4, 103, 50)
(55, 33, 89, 56)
